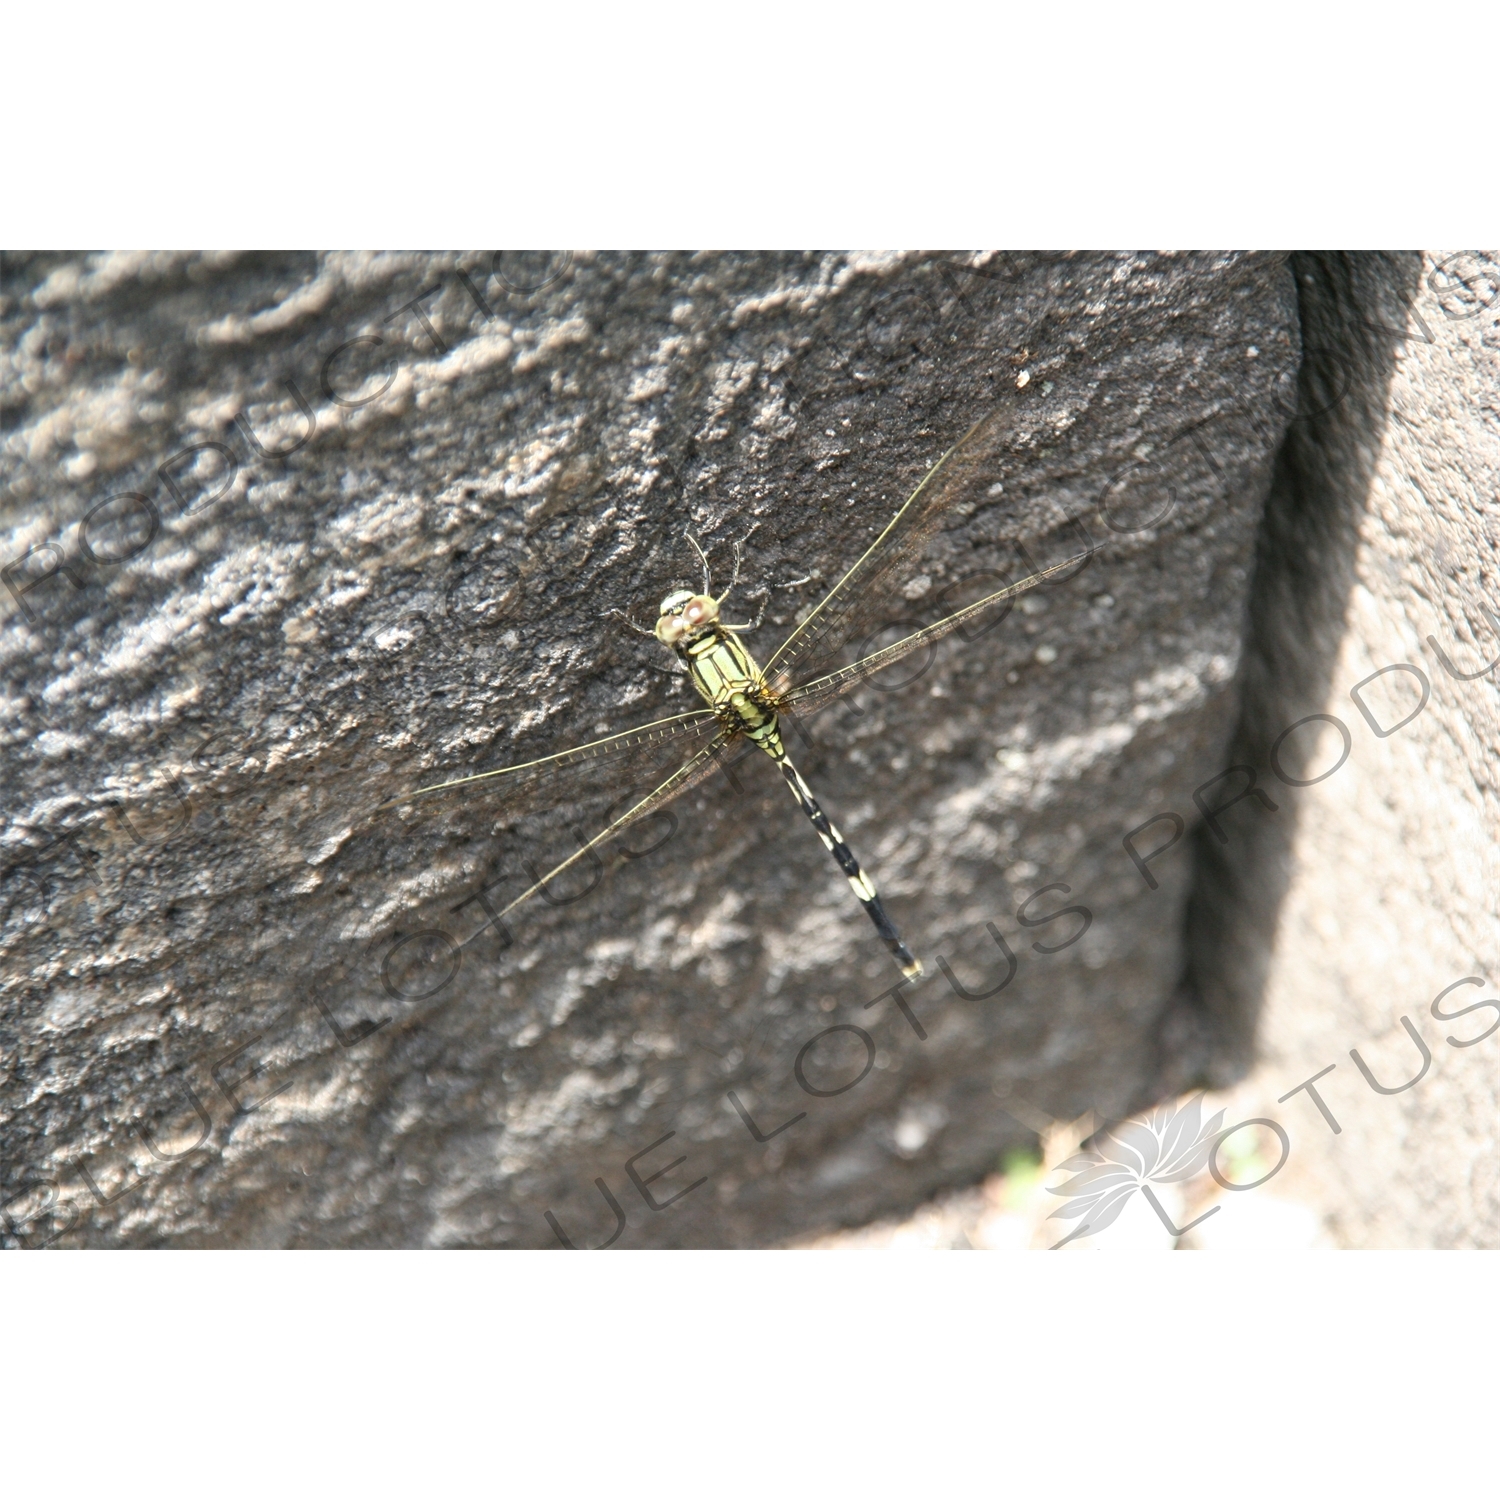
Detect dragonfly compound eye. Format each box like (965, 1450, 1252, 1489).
(655, 613, 686, 646)
(683, 595, 718, 629)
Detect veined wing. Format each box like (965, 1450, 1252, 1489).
(785, 551, 1088, 719)
(486, 729, 733, 923)
(762, 398, 1024, 691)
(375, 706, 721, 819)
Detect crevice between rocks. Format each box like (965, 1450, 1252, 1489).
(1156, 251, 1423, 1096)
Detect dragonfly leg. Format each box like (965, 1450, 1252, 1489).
(606, 606, 656, 639)
(777, 756, 922, 979)
(722, 587, 768, 633)
(716, 539, 744, 604)
(685, 530, 714, 594)
(722, 558, 813, 633)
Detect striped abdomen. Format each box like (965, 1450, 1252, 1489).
(778, 757, 923, 980)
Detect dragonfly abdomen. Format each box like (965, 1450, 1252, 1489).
(778, 757, 923, 980)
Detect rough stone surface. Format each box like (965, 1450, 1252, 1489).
(0, 251, 1297, 1247)
(1180, 251, 1500, 1247)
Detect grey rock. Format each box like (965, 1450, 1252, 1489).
(0, 250, 1296, 1247)
(1182, 250, 1500, 1246)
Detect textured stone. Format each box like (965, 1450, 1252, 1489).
(1180, 251, 1500, 1246)
(0, 251, 1296, 1247)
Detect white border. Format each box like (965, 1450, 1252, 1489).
(2, 1252, 1495, 1492)
(5, 3, 1497, 246)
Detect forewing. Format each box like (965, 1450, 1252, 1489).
(761, 398, 1025, 692)
(372, 707, 722, 831)
(783, 550, 1084, 720)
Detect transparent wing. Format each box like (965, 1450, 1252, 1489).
(785, 551, 1087, 719)
(374, 706, 722, 822)
(762, 398, 1025, 692)
(488, 729, 734, 923)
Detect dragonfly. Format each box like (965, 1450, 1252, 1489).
(381, 397, 1087, 979)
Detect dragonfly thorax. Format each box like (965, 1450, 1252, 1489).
(657, 599, 784, 760)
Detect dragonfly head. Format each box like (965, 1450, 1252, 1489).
(655, 590, 719, 647)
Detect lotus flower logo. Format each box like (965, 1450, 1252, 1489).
(1046, 1094, 1225, 1246)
